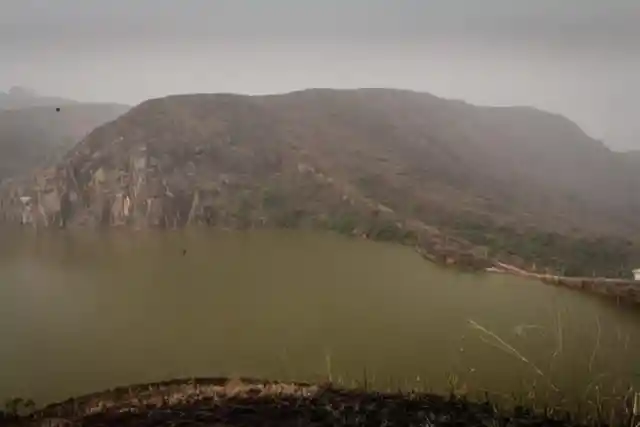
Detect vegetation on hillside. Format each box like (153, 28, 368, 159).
(2, 88, 640, 277)
(448, 218, 640, 278)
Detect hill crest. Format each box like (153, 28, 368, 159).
(1, 88, 638, 276)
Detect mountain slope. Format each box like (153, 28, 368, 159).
(2, 88, 639, 276)
(0, 103, 130, 181)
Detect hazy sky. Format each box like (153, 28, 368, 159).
(1, 0, 639, 149)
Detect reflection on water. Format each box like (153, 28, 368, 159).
(0, 228, 639, 405)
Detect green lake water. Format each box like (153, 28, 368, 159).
(0, 229, 638, 406)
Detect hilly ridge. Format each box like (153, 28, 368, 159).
(0, 103, 130, 181)
(1, 88, 639, 276)
(0, 86, 130, 181)
(0, 86, 78, 110)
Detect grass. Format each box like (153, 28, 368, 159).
(467, 319, 556, 390)
(464, 313, 638, 426)
(314, 310, 638, 426)
(2, 309, 637, 426)
(3, 374, 638, 426)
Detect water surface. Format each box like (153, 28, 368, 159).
(0, 229, 638, 405)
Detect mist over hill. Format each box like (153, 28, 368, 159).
(0, 86, 78, 110)
(1, 88, 639, 276)
(0, 86, 129, 181)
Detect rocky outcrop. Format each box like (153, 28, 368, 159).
(0, 94, 491, 271)
(6, 88, 640, 276)
(0, 93, 368, 231)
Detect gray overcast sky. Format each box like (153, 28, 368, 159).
(1, 0, 639, 149)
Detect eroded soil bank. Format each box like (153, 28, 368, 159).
(0, 377, 625, 427)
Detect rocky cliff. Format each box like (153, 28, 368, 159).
(2, 88, 640, 275)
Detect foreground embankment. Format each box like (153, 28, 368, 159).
(1, 377, 633, 427)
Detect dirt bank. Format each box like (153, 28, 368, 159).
(0, 377, 621, 427)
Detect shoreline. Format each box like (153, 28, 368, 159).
(0, 377, 623, 427)
(413, 243, 640, 305)
(484, 261, 640, 305)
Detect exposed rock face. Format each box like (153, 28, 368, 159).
(3, 88, 640, 275)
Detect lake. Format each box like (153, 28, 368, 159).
(0, 228, 638, 408)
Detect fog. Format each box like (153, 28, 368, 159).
(1, 0, 638, 149)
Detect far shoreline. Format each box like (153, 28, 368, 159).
(483, 260, 640, 305)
